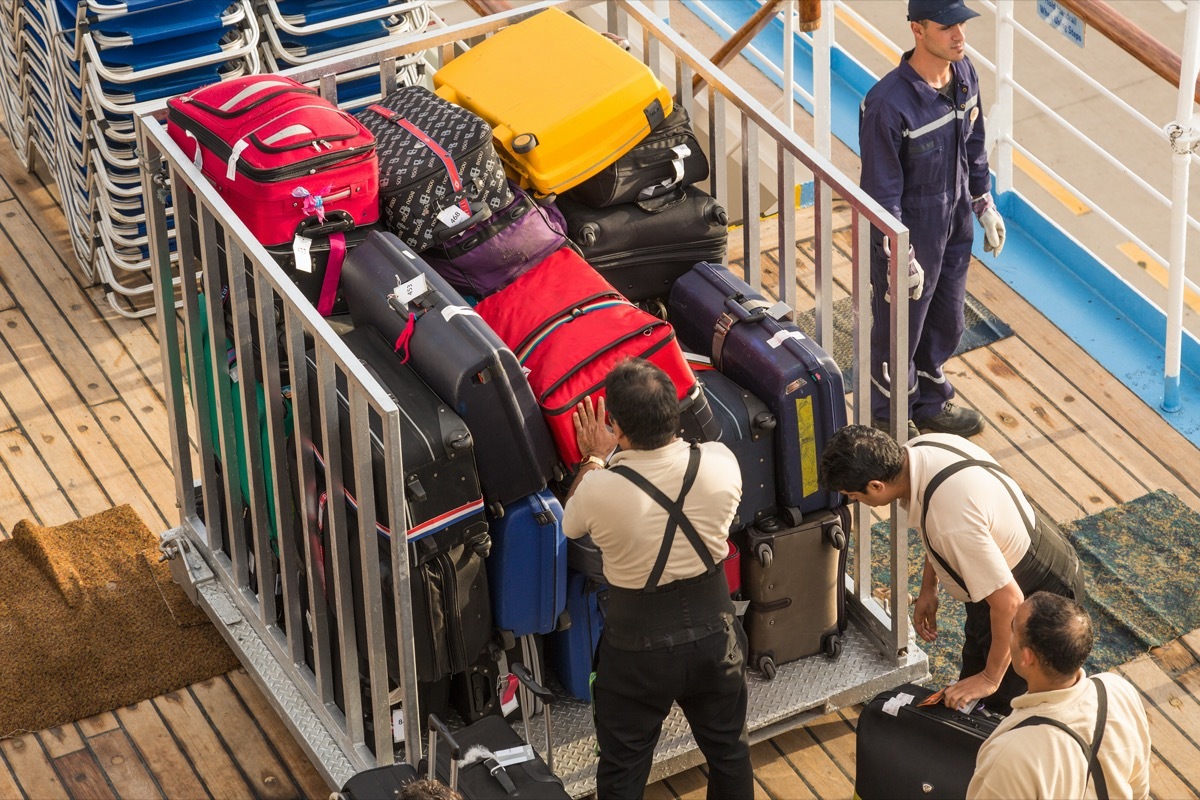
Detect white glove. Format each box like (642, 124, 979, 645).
(882, 237, 925, 302)
(972, 193, 1006, 257)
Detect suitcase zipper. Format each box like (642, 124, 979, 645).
(513, 295, 628, 363)
(588, 241, 725, 269)
(179, 82, 316, 119)
(440, 552, 467, 674)
(541, 325, 677, 411)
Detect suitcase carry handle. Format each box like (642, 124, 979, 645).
(511, 662, 557, 775)
(432, 198, 491, 243)
(427, 714, 462, 792)
(293, 209, 355, 238)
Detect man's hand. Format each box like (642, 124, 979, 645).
(943, 671, 999, 713)
(913, 589, 939, 642)
(882, 237, 925, 302)
(972, 193, 1006, 257)
(573, 395, 617, 462)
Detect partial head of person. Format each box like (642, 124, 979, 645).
(1011, 591, 1094, 683)
(604, 358, 680, 451)
(398, 778, 462, 800)
(819, 424, 906, 507)
(908, 0, 979, 61)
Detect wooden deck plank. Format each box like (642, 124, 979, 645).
(86, 729, 163, 800)
(0, 454, 35, 539)
(0, 141, 84, 286)
(187, 676, 299, 800)
(115, 701, 210, 800)
(662, 766, 709, 800)
(985, 337, 1200, 513)
(750, 739, 818, 800)
(74, 716, 118, 739)
(643, 780, 677, 799)
(0, 735, 68, 800)
(792, 710, 857, 784)
(770, 727, 852, 799)
(0, 427, 76, 530)
(0, 758, 23, 800)
(88, 399, 173, 531)
(152, 688, 254, 800)
(225, 669, 330, 800)
(1124, 679, 1200, 789)
(38, 728, 84, 760)
(52, 750, 115, 800)
(1118, 657, 1200, 756)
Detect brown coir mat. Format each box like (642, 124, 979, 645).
(0, 505, 240, 738)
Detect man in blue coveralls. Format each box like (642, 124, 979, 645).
(860, 0, 1006, 438)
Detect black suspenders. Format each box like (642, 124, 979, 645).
(608, 444, 717, 592)
(912, 440, 1035, 602)
(1010, 677, 1111, 800)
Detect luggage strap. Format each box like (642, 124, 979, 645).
(608, 443, 716, 591)
(315, 232, 345, 317)
(1011, 677, 1110, 800)
(913, 440, 1035, 603)
(711, 295, 791, 370)
(367, 104, 472, 219)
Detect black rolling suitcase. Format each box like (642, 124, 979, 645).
(855, 683, 1003, 800)
(263, 212, 382, 317)
(428, 663, 570, 799)
(555, 185, 728, 302)
(669, 262, 847, 514)
(340, 231, 562, 508)
(742, 506, 849, 678)
(679, 366, 778, 531)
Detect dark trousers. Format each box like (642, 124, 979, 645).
(593, 620, 752, 800)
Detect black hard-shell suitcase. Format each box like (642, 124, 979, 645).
(427, 663, 570, 799)
(356, 85, 513, 251)
(742, 506, 849, 678)
(669, 262, 847, 513)
(556, 185, 729, 302)
(263, 212, 382, 317)
(855, 682, 1003, 800)
(679, 367, 778, 531)
(340, 231, 562, 508)
(565, 106, 709, 208)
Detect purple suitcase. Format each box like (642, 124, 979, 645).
(421, 181, 573, 297)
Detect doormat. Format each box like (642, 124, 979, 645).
(0, 505, 240, 738)
(860, 490, 1200, 690)
(794, 292, 1012, 388)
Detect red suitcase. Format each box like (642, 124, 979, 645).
(474, 248, 696, 465)
(167, 75, 379, 246)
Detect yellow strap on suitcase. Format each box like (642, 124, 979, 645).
(433, 7, 673, 196)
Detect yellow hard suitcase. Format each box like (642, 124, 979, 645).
(433, 7, 673, 197)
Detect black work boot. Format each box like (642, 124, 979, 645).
(913, 402, 984, 437)
(871, 417, 920, 439)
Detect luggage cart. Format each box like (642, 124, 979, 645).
(138, 2, 927, 796)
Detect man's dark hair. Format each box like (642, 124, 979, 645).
(604, 358, 679, 450)
(1021, 592, 1093, 678)
(399, 778, 462, 800)
(818, 425, 905, 493)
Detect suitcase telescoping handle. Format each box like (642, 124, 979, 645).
(511, 662, 557, 774)
(427, 715, 462, 793)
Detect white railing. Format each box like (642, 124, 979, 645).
(138, 0, 919, 786)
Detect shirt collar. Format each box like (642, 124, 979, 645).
(607, 438, 686, 466)
(1010, 670, 1090, 710)
(898, 50, 958, 107)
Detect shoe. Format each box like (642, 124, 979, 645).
(872, 417, 920, 439)
(913, 402, 984, 437)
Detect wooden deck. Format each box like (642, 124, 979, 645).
(3, 129, 1200, 798)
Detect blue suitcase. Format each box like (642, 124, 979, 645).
(668, 263, 847, 514)
(486, 490, 569, 639)
(546, 570, 605, 701)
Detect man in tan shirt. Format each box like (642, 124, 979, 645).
(968, 592, 1151, 799)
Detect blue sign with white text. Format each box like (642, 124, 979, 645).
(1037, 0, 1085, 48)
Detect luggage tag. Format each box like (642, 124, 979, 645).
(292, 235, 314, 273)
(917, 688, 945, 708)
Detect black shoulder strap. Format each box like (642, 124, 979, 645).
(911, 441, 1036, 602)
(1009, 677, 1109, 800)
(609, 445, 715, 590)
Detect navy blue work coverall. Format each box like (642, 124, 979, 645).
(859, 51, 991, 422)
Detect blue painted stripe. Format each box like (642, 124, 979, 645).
(686, 0, 1200, 445)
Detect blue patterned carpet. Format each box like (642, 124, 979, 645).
(862, 490, 1200, 689)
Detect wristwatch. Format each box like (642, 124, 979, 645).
(579, 454, 608, 470)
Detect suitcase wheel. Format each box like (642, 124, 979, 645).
(495, 629, 517, 651)
(556, 609, 572, 632)
(826, 523, 847, 550)
(755, 542, 773, 568)
(512, 133, 538, 154)
(756, 654, 777, 680)
(822, 633, 843, 659)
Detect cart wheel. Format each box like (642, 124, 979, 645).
(823, 634, 843, 659)
(496, 629, 516, 651)
(827, 523, 847, 550)
(755, 542, 773, 568)
(758, 655, 777, 680)
(512, 133, 538, 153)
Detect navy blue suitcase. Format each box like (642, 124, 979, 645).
(486, 489, 569, 640)
(668, 263, 847, 513)
(340, 231, 562, 509)
(678, 366, 778, 530)
(546, 570, 605, 702)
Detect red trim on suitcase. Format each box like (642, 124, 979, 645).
(316, 232, 345, 317)
(367, 104, 473, 217)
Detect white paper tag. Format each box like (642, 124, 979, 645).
(882, 692, 916, 717)
(766, 329, 806, 349)
(391, 708, 405, 743)
(436, 203, 470, 230)
(391, 274, 428, 305)
(494, 745, 535, 767)
(441, 305, 480, 322)
(292, 235, 313, 273)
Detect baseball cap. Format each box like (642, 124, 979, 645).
(907, 0, 980, 24)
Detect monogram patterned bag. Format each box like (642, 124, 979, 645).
(357, 85, 512, 252)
